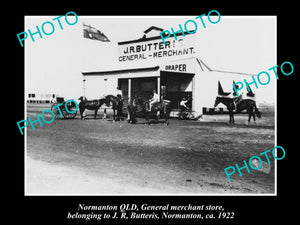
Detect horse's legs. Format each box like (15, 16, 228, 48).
(116, 109, 119, 121)
(80, 107, 85, 120)
(247, 108, 256, 125)
(252, 108, 256, 124)
(248, 112, 251, 125)
(113, 109, 116, 122)
(116, 108, 119, 121)
(147, 115, 150, 125)
(133, 112, 137, 123)
(164, 112, 169, 126)
(131, 111, 136, 124)
(103, 108, 107, 119)
(94, 108, 98, 119)
(145, 112, 150, 125)
(117, 108, 122, 121)
(229, 111, 232, 125)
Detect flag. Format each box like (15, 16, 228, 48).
(83, 23, 110, 42)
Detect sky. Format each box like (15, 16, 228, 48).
(25, 15, 276, 103)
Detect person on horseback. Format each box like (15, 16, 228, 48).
(235, 93, 242, 104)
(180, 97, 189, 111)
(229, 92, 243, 111)
(149, 89, 159, 111)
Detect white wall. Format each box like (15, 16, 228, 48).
(192, 68, 264, 114)
(193, 69, 217, 114)
(84, 76, 118, 99)
(84, 70, 159, 99)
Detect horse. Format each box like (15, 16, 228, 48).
(129, 97, 170, 125)
(105, 95, 123, 122)
(214, 96, 261, 125)
(78, 96, 106, 120)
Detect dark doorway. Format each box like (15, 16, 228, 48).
(160, 71, 194, 110)
(118, 77, 158, 114)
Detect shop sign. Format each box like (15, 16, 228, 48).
(118, 34, 195, 63)
(161, 58, 195, 74)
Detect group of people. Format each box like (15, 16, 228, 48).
(116, 86, 192, 112)
(116, 86, 160, 112)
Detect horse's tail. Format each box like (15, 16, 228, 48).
(255, 105, 262, 118)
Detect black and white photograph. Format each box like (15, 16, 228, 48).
(14, 6, 297, 224)
(24, 15, 276, 195)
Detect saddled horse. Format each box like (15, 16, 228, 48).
(214, 96, 261, 125)
(78, 96, 106, 120)
(105, 95, 123, 121)
(128, 97, 170, 125)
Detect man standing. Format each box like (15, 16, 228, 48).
(116, 86, 123, 100)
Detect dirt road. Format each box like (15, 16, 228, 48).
(26, 104, 275, 195)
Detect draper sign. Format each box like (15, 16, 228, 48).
(118, 34, 195, 62)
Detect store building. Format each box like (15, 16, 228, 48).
(82, 26, 258, 115)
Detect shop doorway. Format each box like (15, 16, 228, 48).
(160, 71, 194, 110)
(118, 77, 158, 100)
(118, 77, 159, 114)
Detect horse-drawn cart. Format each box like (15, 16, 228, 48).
(51, 97, 77, 119)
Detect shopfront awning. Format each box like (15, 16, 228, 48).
(82, 66, 159, 76)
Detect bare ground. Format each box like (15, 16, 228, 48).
(25, 104, 275, 195)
